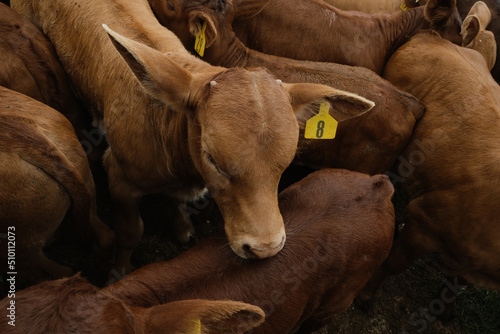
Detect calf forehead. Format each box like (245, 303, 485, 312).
(201, 68, 297, 136)
(199, 68, 298, 169)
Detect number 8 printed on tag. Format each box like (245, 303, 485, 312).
(304, 101, 338, 139)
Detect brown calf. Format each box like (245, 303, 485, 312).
(105, 169, 396, 333)
(0, 87, 114, 284)
(0, 3, 101, 161)
(362, 30, 500, 296)
(0, 274, 265, 333)
(231, 0, 462, 74)
(11, 0, 374, 274)
(149, 0, 425, 175)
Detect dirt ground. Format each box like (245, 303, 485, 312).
(2, 163, 500, 333)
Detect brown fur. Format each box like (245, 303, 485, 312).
(0, 3, 102, 161)
(230, 0, 462, 74)
(321, 0, 409, 14)
(0, 274, 265, 333)
(149, 0, 425, 175)
(104, 169, 396, 333)
(0, 87, 114, 284)
(11, 0, 374, 274)
(363, 30, 500, 294)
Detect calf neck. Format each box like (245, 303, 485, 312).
(231, 0, 462, 74)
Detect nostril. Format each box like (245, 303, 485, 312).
(242, 244, 258, 259)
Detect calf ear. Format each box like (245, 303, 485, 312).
(102, 24, 194, 111)
(189, 11, 218, 49)
(233, 0, 270, 18)
(144, 299, 265, 334)
(461, 15, 480, 46)
(466, 1, 491, 29)
(282, 82, 375, 123)
(424, 0, 457, 28)
(369, 174, 395, 201)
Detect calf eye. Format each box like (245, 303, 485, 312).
(207, 152, 217, 167)
(166, 0, 174, 10)
(205, 152, 230, 179)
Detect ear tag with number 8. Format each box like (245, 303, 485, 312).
(194, 21, 207, 57)
(304, 101, 338, 139)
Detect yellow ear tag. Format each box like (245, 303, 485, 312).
(304, 101, 338, 139)
(190, 319, 201, 334)
(400, 3, 408, 10)
(194, 21, 207, 57)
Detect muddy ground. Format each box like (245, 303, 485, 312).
(2, 163, 500, 333)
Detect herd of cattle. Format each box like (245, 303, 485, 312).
(0, 0, 499, 332)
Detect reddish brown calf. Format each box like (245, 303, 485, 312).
(105, 169, 395, 333)
(0, 274, 265, 333)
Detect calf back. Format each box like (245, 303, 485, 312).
(384, 31, 500, 288)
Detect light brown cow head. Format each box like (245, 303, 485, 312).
(103, 25, 374, 259)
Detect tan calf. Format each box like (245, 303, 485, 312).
(362, 30, 500, 295)
(0, 87, 114, 284)
(11, 0, 373, 274)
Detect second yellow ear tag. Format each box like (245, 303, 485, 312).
(194, 21, 207, 57)
(190, 319, 201, 334)
(400, 3, 408, 10)
(304, 101, 338, 139)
